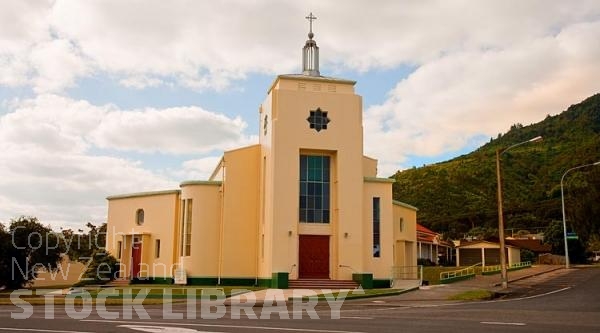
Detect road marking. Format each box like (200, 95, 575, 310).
(340, 316, 373, 320)
(0, 328, 94, 333)
(396, 286, 573, 308)
(82, 320, 366, 333)
(481, 321, 526, 326)
(119, 325, 215, 332)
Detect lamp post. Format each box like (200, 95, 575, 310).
(560, 161, 600, 269)
(496, 136, 542, 289)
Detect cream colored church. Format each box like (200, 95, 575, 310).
(106, 16, 417, 288)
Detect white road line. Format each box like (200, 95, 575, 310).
(340, 316, 373, 320)
(82, 319, 366, 333)
(0, 328, 95, 333)
(481, 321, 526, 326)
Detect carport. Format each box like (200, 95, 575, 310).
(455, 240, 520, 267)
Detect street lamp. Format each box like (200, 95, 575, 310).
(560, 161, 600, 269)
(496, 136, 542, 289)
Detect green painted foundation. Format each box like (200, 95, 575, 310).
(138, 276, 268, 287)
(271, 272, 289, 289)
(372, 279, 391, 288)
(352, 273, 374, 289)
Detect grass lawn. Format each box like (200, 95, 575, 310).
(0, 285, 263, 305)
(448, 289, 494, 301)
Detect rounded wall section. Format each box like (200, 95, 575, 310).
(179, 181, 222, 279)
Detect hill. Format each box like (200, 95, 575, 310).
(392, 93, 600, 246)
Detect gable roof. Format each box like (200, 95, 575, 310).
(417, 223, 437, 236)
(506, 239, 552, 253)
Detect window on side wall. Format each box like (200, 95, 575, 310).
(155, 239, 161, 258)
(373, 197, 381, 258)
(117, 241, 122, 259)
(136, 209, 144, 225)
(185, 199, 193, 256)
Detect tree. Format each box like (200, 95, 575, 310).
(62, 222, 118, 285)
(78, 250, 119, 285)
(0, 216, 65, 289)
(61, 222, 108, 261)
(544, 220, 587, 264)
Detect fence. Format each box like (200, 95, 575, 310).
(390, 265, 423, 287)
(440, 263, 480, 284)
(481, 261, 532, 275)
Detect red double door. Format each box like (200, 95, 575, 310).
(131, 241, 142, 278)
(298, 235, 330, 279)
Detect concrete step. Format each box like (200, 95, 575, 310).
(288, 279, 359, 289)
(106, 279, 130, 287)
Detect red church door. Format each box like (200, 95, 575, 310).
(299, 235, 330, 279)
(131, 238, 142, 278)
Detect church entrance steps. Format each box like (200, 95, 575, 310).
(288, 279, 359, 289)
(106, 278, 131, 287)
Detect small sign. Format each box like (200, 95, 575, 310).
(174, 267, 187, 285)
(567, 232, 579, 240)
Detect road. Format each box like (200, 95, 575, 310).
(0, 267, 599, 333)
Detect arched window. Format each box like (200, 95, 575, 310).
(136, 209, 144, 225)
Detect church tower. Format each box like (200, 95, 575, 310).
(258, 13, 377, 282)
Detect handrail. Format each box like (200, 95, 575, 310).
(482, 261, 531, 273)
(440, 262, 481, 281)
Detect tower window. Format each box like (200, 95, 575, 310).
(306, 108, 330, 132)
(373, 197, 381, 257)
(299, 155, 330, 223)
(135, 209, 144, 225)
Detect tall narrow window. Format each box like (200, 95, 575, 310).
(179, 199, 185, 256)
(117, 241, 122, 259)
(155, 239, 161, 258)
(185, 199, 193, 256)
(135, 209, 144, 225)
(373, 197, 381, 257)
(299, 155, 330, 223)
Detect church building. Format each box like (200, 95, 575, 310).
(106, 14, 417, 288)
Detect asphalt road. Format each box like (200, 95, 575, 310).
(1, 267, 599, 333)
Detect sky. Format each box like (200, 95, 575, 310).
(1, 0, 600, 229)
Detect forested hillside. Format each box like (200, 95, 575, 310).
(392, 93, 600, 249)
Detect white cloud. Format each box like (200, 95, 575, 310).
(165, 156, 223, 181)
(3, 1, 600, 93)
(1, 0, 600, 224)
(89, 106, 253, 154)
(0, 94, 254, 228)
(365, 19, 600, 175)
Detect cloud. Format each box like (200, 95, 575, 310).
(163, 156, 223, 181)
(365, 19, 600, 175)
(89, 106, 254, 154)
(3, 1, 600, 94)
(0, 94, 254, 228)
(2, 1, 600, 224)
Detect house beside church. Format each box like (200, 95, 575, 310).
(106, 15, 418, 288)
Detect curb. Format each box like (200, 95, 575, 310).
(225, 286, 421, 307)
(492, 266, 564, 287)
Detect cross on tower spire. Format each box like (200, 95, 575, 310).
(302, 12, 320, 76)
(306, 12, 317, 39)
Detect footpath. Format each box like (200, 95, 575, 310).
(352, 264, 564, 306)
(227, 265, 564, 307)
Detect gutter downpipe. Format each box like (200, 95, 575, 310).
(218, 161, 226, 285)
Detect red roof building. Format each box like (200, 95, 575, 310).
(417, 224, 454, 265)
